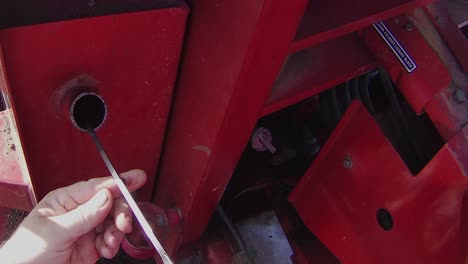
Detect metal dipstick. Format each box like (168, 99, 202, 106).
(88, 129, 173, 264)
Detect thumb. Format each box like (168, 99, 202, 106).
(52, 189, 113, 239)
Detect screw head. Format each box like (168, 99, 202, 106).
(251, 127, 276, 153)
(453, 89, 466, 104)
(405, 23, 414, 32)
(343, 156, 353, 169)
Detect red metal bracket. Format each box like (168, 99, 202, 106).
(360, 15, 451, 114)
(155, 0, 308, 253)
(0, 6, 188, 201)
(290, 101, 468, 264)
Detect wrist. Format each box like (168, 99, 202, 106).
(0, 242, 18, 263)
(0, 227, 44, 264)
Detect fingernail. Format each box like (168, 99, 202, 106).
(94, 190, 109, 207)
(125, 214, 132, 223)
(125, 214, 133, 232)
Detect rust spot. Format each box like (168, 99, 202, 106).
(10, 144, 15, 151)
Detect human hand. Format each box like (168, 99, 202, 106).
(0, 169, 147, 264)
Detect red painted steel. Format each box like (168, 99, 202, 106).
(290, 102, 468, 264)
(0, 2, 464, 263)
(204, 239, 236, 264)
(424, 2, 468, 74)
(360, 15, 452, 114)
(262, 33, 376, 117)
(406, 7, 468, 141)
(407, 6, 468, 90)
(155, 0, 465, 255)
(0, 6, 188, 201)
(155, 0, 308, 253)
(291, 0, 431, 52)
(425, 89, 468, 142)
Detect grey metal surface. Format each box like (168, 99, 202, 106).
(235, 211, 293, 264)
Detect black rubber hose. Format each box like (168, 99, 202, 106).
(351, 77, 361, 102)
(329, 88, 342, 125)
(379, 70, 405, 119)
(360, 73, 376, 115)
(379, 68, 426, 165)
(342, 81, 352, 113)
(319, 91, 333, 129)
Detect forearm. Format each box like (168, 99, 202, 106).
(0, 240, 20, 263)
(0, 226, 48, 264)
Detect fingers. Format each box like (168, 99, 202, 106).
(104, 224, 125, 249)
(113, 197, 132, 233)
(51, 189, 113, 239)
(95, 234, 114, 259)
(96, 225, 124, 259)
(56, 169, 147, 208)
(97, 197, 132, 236)
(95, 217, 113, 234)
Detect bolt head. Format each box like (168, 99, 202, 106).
(453, 89, 466, 104)
(251, 127, 273, 152)
(343, 156, 353, 169)
(405, 23, 414, 32)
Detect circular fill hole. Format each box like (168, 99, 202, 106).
(71, 93, 107, 131)
(376, 208, 393, 231)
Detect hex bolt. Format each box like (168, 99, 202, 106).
(258, 133, 277, 154)
(251, 127, 277, 154)
(343, 156, 353, 169)
(453, 89, 466, 104)
(405, 23, 414, 32)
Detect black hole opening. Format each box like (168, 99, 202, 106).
(71, 94, 106, 130)
(376, 208, 393, 231)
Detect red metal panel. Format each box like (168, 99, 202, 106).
(424, 2, 468, 74)
(262, 33, 376, 117)
(360, 15, 451, 114)
(291, 0, 431, 52)
(290, 102, 468, 264)
(155, 0, 308, 252)
(425, 88, 468, 142)
(405, 7, 468, 141)
(0, 6, 188, 201)
(204, 239, 236, 264)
